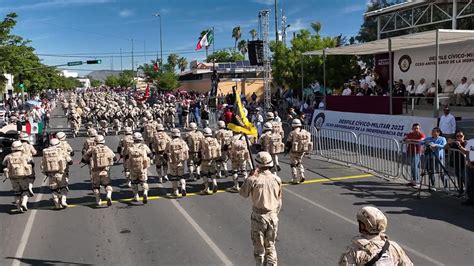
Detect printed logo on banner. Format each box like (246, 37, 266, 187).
(313, 113, 326, 130)
(398, 55, 412, 73)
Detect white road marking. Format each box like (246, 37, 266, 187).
(12, 179, 47, 266)
(147, 167, 232, 266)
(283, 188, 444, 266)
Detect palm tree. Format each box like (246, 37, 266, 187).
(311, 21, 322, 35)
(237, 40, 248, 58)
(167, 53, 179, 70)
(177, 57, 188, 72)
(232, 26, 241, 50)
(249, 29, 257, 40)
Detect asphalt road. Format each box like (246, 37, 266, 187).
(0, 108, 473, 266)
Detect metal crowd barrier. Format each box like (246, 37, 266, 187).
(317, 128, 359, 166)
(358, 134, 401, 178)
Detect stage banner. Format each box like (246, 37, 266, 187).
(311, 110, 436, 142)
(394, 41, 474, 85)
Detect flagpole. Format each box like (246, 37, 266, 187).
(212, 27, 215, 55)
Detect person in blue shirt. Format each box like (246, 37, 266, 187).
(422, 127, 447, 191)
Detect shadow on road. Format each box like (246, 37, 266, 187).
(5, 256, 93, 265)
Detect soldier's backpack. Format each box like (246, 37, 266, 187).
(187, 132, 202, 153)
(269, 133, 285, 154)
(121, 137, 134, 154)
(153, 132, 169, 152)
(217, 129, 233, 147)
(8, 153, 32, 178)
(201, 138, 221, 161)
(169, 140, 189, 162)
(144, 123, 155, 138)
(291, 129, 313, 153)
(272, 121, 284, 137)
(42, 148, 66, 173)
(127, 147, 147, 174)
(231, 137, 248, 161)
(93, 145, 113, 168)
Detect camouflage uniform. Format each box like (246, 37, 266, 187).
(125, 136, 152, 203)
(229, 133, 251, 191)
(151, 126, 171, 183)
(214, 122, 233, 178)
(165, 129, 189, 197)
(240, 152, 282, 266)
(199, 128, 221, 194)
(185, 124, 204, 181)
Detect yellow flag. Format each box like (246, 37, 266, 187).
(227, 87, 258, 137)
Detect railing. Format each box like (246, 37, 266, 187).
(317, 128, 359, 166)
(358, 134, 401, 178)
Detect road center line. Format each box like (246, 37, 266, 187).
(283, 188, 444, 266)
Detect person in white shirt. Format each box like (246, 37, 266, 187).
(462, 78, 474, 106)
(454, 77, 468, 106)
(439, 107, 456, 139)
(426, 82, 436, 104)
(342, 86, 352, 96)
(439, 79, 455, 105)
(415, 78, 427, 105)
(406, 79, 416, 96)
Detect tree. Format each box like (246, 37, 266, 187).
(90, 79, 102, 88)
(177, 57, 188, 72)
(232, 26, 241, 50)
(237, 40, 248, 58)
(249, 29, 258, 40)
(206, 49, 244, 63)
(118, 70, 134, 88)
(140, 59, 180, 91)
(105, 75, 119, 88)
(310, 21, 322, 35)
(167, 53, 179, 70)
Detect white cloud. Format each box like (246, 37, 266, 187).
(287, 19, 306, 33)
(119, 9, 134, 18)
(159, 8, 171, 15)
(341, 4, 366, 14)
(0, 0, 114, 11)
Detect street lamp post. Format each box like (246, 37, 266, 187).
(153, 13, 163, 72)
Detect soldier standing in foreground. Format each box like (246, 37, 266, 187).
(286, 119, 313, 184)
(165, 129, 189, 197)
(125, 133, 152, 203)
(240, 151, 282, 266)
(199, 128, 221, 194)
(339, 206, 413, 266)
(151, 123, 171, 184)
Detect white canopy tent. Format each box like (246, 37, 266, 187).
(303, 29, 474, 117)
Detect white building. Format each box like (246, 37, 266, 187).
(61, 70, 79, 78)
(77, 78, 91, 89)
(2, 73, 15, 100)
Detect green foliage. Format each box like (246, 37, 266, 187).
(249, 29, 258, 41)
(177, 57, 188, 72)
(90, 79, 102, 88)
(271, 23, 361, 98)
(237, 40, 248, 57)
(118, 70, 134, 88)
(206, 49, 244, 63)
(232, 26, 241, 50)
(105, 75, 119, 88)
(140, 59, 180, 91)
(167, 53, 179, 70)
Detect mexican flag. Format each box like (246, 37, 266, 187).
(196, 30, 214, 50)
(26, 122, 44, 135)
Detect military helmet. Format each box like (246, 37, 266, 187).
(49, 138, 60, 146)
(189, 122, 197, 130)
(171, 128, 181, 137)
(263, 122, 273, 132)
(356, 206, 388, 234)
(88, 128, 98, 137)
(291, 119, 302, 128)
(266, 112, 275, 120)
(56, 131, 66, 140)
(156, 124, 164, 131)
(19, 132, 29, 141)
(133, 132, 143, 141)
(203, 127, 212, 137)
(11, 141, 23, 151)
(142, 117, 148, 122)
(217, 120, 226, 129)
(255, 151, 274, 168)
(95, 135, 106, 144)
(124, 127, 132, 135)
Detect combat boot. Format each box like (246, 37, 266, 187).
(53, 198, 61, 210)
(143, 192, 148, 204)
(61, 195, 68, 208)
(133, 193, 140, 202)
(20, 195, 28, 212)
(106, 190, 112, 207)
(28, 183, 35, 197)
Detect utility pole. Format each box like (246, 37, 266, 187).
(153, 13, 163, 72)
(274, 0, 278, 42)
(131, 38, 135, 75)
(120, 48, 123, 71)
(144, 40, 147, 63)
(260, 10, 271, 111)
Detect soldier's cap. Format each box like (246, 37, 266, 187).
(171, 128, 181, 137)
(56, 131, 66, 140)
(255, 151, 274, 168)
(203, 127, 212, 136)
(95, 135, 106, 144)
(11, 140, 23, 151)
(356, 206, 387, 234)
(263, 122, 273, 132)
(19, 132, 29, 141)
(49, 138, 60, 146)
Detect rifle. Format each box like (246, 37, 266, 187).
(243, 133, 255, 171)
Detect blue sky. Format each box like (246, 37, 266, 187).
(0, 0, 370, 75)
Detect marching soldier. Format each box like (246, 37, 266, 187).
(165, 129, 189, 197)
(229, 130, 251, 192)
(125, 132, 152, 203)
(339, 206, 413, 266)
(41, 138, 73, 209)
(19, 133, 37, 196)
(199, 128, 221, 194)
(82, 135, 116, 207)
(257, 122, 285, 173)
(68, 109, 81, 137)
(266, 111, 284, 138)
(215, 120, 233, 178)
(286, 119, 313, 184)
(151, 123, 171, 183)
(186, 122, 204, 181)
(3, 141, 34, 213)
(117, 127, 134, 187)
(82, 128, 98, 155)
(240, 151, 282, 266)
(56, 131, 74, 180)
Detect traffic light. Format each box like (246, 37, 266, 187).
(86, 60, 102, 65)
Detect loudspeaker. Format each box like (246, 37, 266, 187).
(248, 40, 264, 66)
